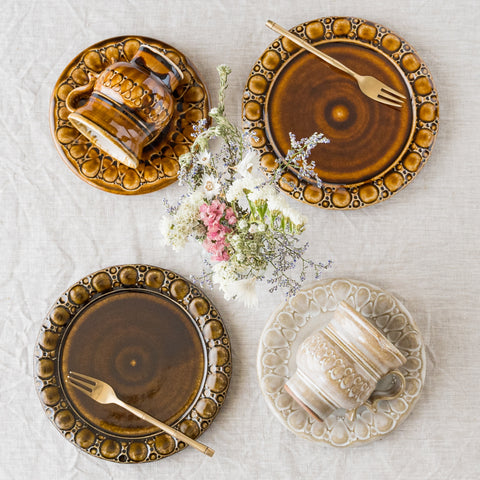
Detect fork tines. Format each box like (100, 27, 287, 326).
(67, 371, 96, 392)
(378, 85, 407, 108)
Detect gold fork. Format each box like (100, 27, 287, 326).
(266, 20, 406, 108)
(67, 371, 215, 457)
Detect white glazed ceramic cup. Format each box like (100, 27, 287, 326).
(284, 301, 406, 422)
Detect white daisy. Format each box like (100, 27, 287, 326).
(201, 174, 221, 199)
(197, 151, 212, 166)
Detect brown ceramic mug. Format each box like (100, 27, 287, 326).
(66, 45, 183, 169)
(285, 301, 407, 422)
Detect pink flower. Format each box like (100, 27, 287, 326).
(213, 250, 230, 262)
(225, 207, 237, 225)
(207, 228, 225, 241)
(202, 237, 214, 252)
(198, 200, 235, 262)
(210, 199, 225, 216)
(202, 237, 230, 261)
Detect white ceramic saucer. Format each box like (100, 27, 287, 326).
(257, 278, 426, 447)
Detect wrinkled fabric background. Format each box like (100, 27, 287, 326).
(1, 0, 479, 478)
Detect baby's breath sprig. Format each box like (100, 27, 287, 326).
(273, 132, 329, 189)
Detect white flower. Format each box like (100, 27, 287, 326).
(257, 223, 266, 232)
(229, 234, 241, 247)
(188, 189, 206, 205)
(221, 277, 258, 307)
(226, 176, 262, 202)
(267, 192, 289, 212)
(201, 174, 221, 199)
(249, 224, 258, 234)
(286, 208, 307, 227)
(197, 151, 212, 166)
(267, 192, 307, 227)
(236, 150, 259, 177)
(238, 219, 248, 230)
(247, 184, 277, 202)
(212, 261, 258, 307)
(159, 215, 189, 251)
(159, 216, 174, 244)
(160, 191, 205, 251)
(212, 262, 237, 288)
(209, 107, 219, 116)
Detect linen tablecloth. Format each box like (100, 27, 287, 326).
(1, 0, 479, 478)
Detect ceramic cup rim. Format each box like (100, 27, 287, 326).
(336, 301, 407, 365)
(68, 112, 139, 169)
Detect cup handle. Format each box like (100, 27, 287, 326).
(345, 370, 406, 422)
(65, 73, 96, 112)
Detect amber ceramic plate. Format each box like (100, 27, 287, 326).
(34, 265, 231, 463)
(243, 17, 439, 209)
(50, 36, 209, 195)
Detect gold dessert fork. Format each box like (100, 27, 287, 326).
(266, 20, 406, 108)
(67, 371, 215, 457)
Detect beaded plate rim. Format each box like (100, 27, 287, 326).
(50, 36, 209, 195)
(33, 264, 231, 463)
(242, 17, 439, 209)
(256, 277, 426, 447)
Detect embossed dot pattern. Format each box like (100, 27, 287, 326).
(33, 265, 231, 463)
(242, 17, 439, 209)
(50, 36, 209, 195)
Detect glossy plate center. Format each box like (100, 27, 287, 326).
(265, 41, 414, 185)
(59, 290, 206, 437)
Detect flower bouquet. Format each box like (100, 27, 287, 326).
(160, 65, 331, 306)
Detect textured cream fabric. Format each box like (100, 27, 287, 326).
(1, 0, 479, 478)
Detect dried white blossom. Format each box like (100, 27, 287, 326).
(267, 194, 307, 227)
(197, 151, 212, 166)
(220, 277, 258, 307)
(201, 174, 221, 199)
(226, 176, 262, 202)
(247, 184, 277, 202)
(236, 150, 260, 177)
(160, 191, 204, 250)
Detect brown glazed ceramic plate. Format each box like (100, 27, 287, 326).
(243, 17, 439, 209)
(34, 265, 231, 463)
(50, 36, 209, 195)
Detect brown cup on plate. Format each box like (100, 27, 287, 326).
(66, 44, 183, 169)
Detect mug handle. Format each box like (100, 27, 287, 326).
(346, 370, 406, 422)
(65, 73, 97, 112)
